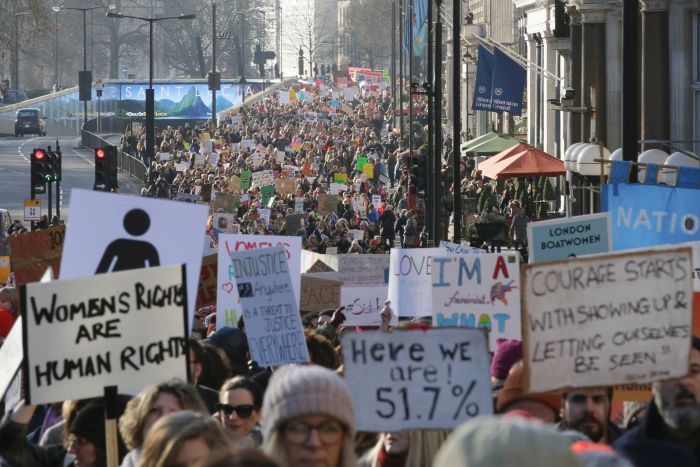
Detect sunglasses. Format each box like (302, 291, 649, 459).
(217, 403, 255, 418)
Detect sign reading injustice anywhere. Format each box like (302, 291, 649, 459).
(341, 328, 492, 431)
(432, 253, 521, 347)
(523, 248, 693, 393)
(230, 246, 309, 367)
(22, 265, 189, 405)
(528, 213, 611, 263)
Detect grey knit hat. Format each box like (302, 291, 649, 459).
(261, 364, 355, 440)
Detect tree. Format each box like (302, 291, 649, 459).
(283, 0, 333, 76)
(343, 0, 393, 69)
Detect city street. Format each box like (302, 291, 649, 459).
(0, 135, 142, 223)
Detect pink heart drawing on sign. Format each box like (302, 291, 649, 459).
(222, 282, 234, 294)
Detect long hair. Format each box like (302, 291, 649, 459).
(138, 411, 231, 467)
(119, 380, 207, 450)
(361, 430, 450, 467)
(264, 431, 357, 467)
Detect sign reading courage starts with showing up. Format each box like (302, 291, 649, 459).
(22, 265, 189, 405)
(523, 247, 694, 393)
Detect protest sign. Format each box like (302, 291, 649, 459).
(213, 213, 235, 233)
(241, 139, 255, 149)
(372, 195, 382, 208)
(388, 248, 442, 317)
(340, 285, 392, 326)
(440, 240, 485, 255)
(432, 253, 521, 347)
(300, 275, 342, 313)
(330, 183, 345, 195)
(195, 254, 217, 309)
(528, 213, 611, 263)
(523, 247, 693, 393)
(59, 189, 207, 332)
(10, 225, 64, 286)
(341, 328, 492, 431)
(230, 246, 309, 366)
(348, 229, 365, 241)
(211, 192, 240, 214)
(275, 178, 295, 196)
(216, 242, 242, 330)
(334, 173, 348, 184)
(240, 171, 252, 190)
(356, 156, 368, 171)
(175, 162, 190, 173)
(317, 194, 339, 216)
(301, 251, 339, 273)
(338, 255, 390, 285)
(0, 317, 22, 399)
(285, 213, 303, 235)
(295, 198, 305, 214)
(23, 265, 189, 404)
(363, 163, 374, 179)
(194, 153, 206, 166)
(251, 170, 274, 188)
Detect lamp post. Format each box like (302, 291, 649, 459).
(107, 10, 196, 164)
(13, 11, 29, 90)
(55, 5, 115, 127)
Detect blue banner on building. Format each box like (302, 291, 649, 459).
(412, 0, 428, 56)
(490, 48, 527, 116)
(472, 45, 494, 112)
(602, 183, 700, 250)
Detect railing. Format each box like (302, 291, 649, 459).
(81, 129, 148, 184)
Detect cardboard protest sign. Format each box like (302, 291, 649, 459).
(59, 190, 207, 332)
(338, 255, 390, 285)
(195, 254, 217, 309)
(23, 265, 189, 404)
(0, 317, 22, 399)
(227, 176, 241, 193)
(340, 285, 392, 326)
(275, 178, 295, 196)
(523, 247, 693, 393)
(440, 240, 485, 255)
(388, 248, 442, 317)
(230, 246, 309, 366)
(317, 194, 339, 216)
(211, 192, 240, 214)
(432, 253, 521, 347)
(528, 213, 612, 263)
(251, 170, 274, 188)
(10, 225, 65, 286)
(342, 328, 492, 431)
(300, 275, 342, 313)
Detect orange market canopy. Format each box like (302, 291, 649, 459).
(480, 147, 566, 179)
(476, 142, 532, 173)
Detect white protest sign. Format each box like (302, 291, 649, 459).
(330, 183, 345, 195)
(216, 244, 242, 330)
(372, 195, 382, 208)
(348, 230, 365, 241)
(388, 248, 442, 317)
(523, 247, 693, 393)
(338, 255, 390, 285)
(340, 285, 392, 326)
(23, 265, 188, 404)
(341, 328, 492, 431)
(344, 87, 355, 102)
(219, 234, 302, 311)
(194, 153, 206, 166)
(251, 170, 274, 188)
(276, 150, 286, 163)
(241, 139, 255, 149)
(59, 189, 207, 332)
(440, 240, 485, 255)
(278, 91, 291, 105)
(230, 246, 309, 366)
(175, 162, 190, 173)
(432, 253, 521, 348)
(0, 317, 22, 399)
(158, 152, 172, 162)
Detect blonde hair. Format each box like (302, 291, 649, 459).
(119, 380, 207, 450)
(362, 430, 450, 467)
(138, 411, 231, 467)
(264, 430, 357, 467)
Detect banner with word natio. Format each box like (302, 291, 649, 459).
(523, 248, 693, 393)
(230, 246, 309, 367)
(22, 265, 189, 405)
(341, 328, 492, 431)
(388, 248, 442, 317)
(602, 183, 700, 250)
(340, 285, 392, 326)
(432, 254, 521, 348)
(528, 213, 612, 263)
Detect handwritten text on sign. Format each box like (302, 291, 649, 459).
(341, 328, 492, 431)
(388, 248, 442, 317)
(340, 285, 393, 326)
(22, 265, 189, 405)
(523, 248, 693, 393)
(432, 254, 521, 348)
(230, 246, 309, 367)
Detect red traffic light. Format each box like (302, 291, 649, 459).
(96, 148, 106, 159)
(34, 149, 46, 160)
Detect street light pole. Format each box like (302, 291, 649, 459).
(13, 12, 29, 90)
(451, 0, 461, 242)
(107, 11, 196, 164)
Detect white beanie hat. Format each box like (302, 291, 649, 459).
(434, 416, 581, 467)
(261, 364, 355, 440)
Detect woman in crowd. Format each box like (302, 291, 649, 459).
(119, 380, 208, 467)
(138, 411, 231, 467)
(217, 377, 263, 447)
(359, 430, 450, 467)
(262, 365, 356, 467)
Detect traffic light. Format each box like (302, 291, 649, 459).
(31, 148, 48, 194)
(208, 71, 221, 91)
(94, 146, 118, 191)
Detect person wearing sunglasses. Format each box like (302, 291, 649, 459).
(217, 376, 263, 447)
(262, 365, 356, 467)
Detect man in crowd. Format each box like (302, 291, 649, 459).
(559, 388, 623, 444)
